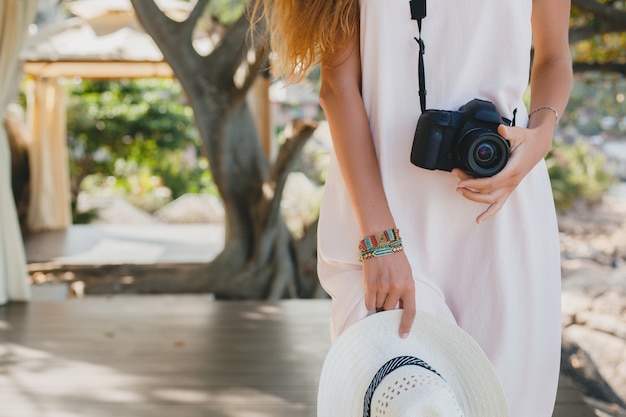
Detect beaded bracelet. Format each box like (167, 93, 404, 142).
(529, 105, 559, 124)
(358, 228, 401, 252)
(359, 242, 404, 262)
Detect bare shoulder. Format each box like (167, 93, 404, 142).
(320, 34, 361, 90)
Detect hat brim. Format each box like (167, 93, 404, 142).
(317, 310, 510, 417)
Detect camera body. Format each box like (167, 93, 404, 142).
(410, 98, 511, 178)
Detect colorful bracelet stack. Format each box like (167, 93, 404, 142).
(358, 228, 404, 262)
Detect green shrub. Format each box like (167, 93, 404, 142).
(546, 141, 614, 209)
(67, 79, 219, 218)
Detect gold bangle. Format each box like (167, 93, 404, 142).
(529, 105, 559, 124)
(358, 243, 404, 262)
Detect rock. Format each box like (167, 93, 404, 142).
(576, 311, 626, 339)
(559, 193, 626, 410)
(154, 194, 225, 224)
(563, 325, 626, 401)
(561, 268, 626, 408)
(78, 195, 157, 224)
(561, 335, 626, 409)
(562, 291, 594, 319)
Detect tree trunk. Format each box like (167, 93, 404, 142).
(131, 0, 320, 299)
(5, 114, 30, 229)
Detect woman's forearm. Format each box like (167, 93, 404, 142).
(319, 70, 396, 236)
(528, 56, 573, 135)
(320, 85, 395, 236)
(528, 0, 573, 142)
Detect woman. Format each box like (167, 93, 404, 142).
(253, 0, 572, 415)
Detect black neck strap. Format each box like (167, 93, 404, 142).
(408, 0, 517, 126)
(409, 0, 427, 113)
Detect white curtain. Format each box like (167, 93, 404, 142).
(26, 77, 72, 232)
(0, 0, 39, 305)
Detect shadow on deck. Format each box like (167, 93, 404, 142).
(0, 296, 594, 417)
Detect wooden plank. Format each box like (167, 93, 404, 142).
(0, 296, 597, 417)
(0, 297, 329, 417)
(554, 376, 595, 417)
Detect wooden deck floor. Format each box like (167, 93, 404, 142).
(0, 296, 594, 417)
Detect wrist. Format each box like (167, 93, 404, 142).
(529, 105, 559, 125)
(527, 124, 555, 158)
(358, 213, 396, 237)
(527, 106, 559, 132)
(358, 228, 404, 262)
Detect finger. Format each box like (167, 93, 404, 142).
(375, 290, 387, 310)
(476, 199, 505, 224)
(363, 272, 377, 311)
(497, 124, 510, 139)
(452, 168, 472, 181)
(456, 187, 496, 205)
(498, 124, 524, 152)
(457, 176, 495, 194)
(399, 293, 416, 339)
(382, 290, 401, 312)
(364, 287, 376, 311)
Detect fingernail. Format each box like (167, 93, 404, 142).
(400, 333, 409, 339)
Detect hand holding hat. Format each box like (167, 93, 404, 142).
(317, 310, 510, 417)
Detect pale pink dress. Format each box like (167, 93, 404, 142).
(316, 0, 562, 416)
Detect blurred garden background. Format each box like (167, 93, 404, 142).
(30, 6, 626, 219)
(2, 0, 626, 414)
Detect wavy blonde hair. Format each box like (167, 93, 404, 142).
(250, 0, 359, 82)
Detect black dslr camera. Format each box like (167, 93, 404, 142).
(410, 98, 511, 178)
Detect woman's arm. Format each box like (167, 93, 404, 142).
(454, 0, 573, 223)
(528, 0, 573, 132)
(319, 34, 416, 337)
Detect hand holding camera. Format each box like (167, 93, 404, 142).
(410, 98, 512, 178)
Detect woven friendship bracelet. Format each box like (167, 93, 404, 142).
(358, 228, 401, 252)
(529, 105, 559, 124)
(359, 242, 404, 262)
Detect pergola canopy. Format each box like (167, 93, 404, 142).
(21, 0, 195, 79)
(15, 0, 273, 236)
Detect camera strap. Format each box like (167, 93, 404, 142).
(409, 0, 427, 113)
(408, 0, 517, 126)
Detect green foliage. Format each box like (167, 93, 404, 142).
(563, 72, 626, 137)
(546, 141, 614, 210)
(570, 1, 626, 65)
(67, 78, 217, 215)
(205, 0, 246, 24)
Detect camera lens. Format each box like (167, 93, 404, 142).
(475, 143, 496, 164)
(457, 130, 510, 177)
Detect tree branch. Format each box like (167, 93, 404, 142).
(570, 20, 626, 43)
(570, 24, 601, 44)
(181, 0, 210, 48)
(206, 14, 251, 92)
(572, 0, 626, 31)
(573, 62, 626, 75)
(236, 3, 270, 100)
(261, 120, 318, 228)
(131, 0, 197, 75)
(236, 46, 270, 104)
(190, 7, 269, 111)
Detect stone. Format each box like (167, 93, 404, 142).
(564, 325, 626, 401)
(79, 196, 157, 224)
(154, 194, 225, 224)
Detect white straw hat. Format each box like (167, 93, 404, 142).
(317, 310, 510, 417)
